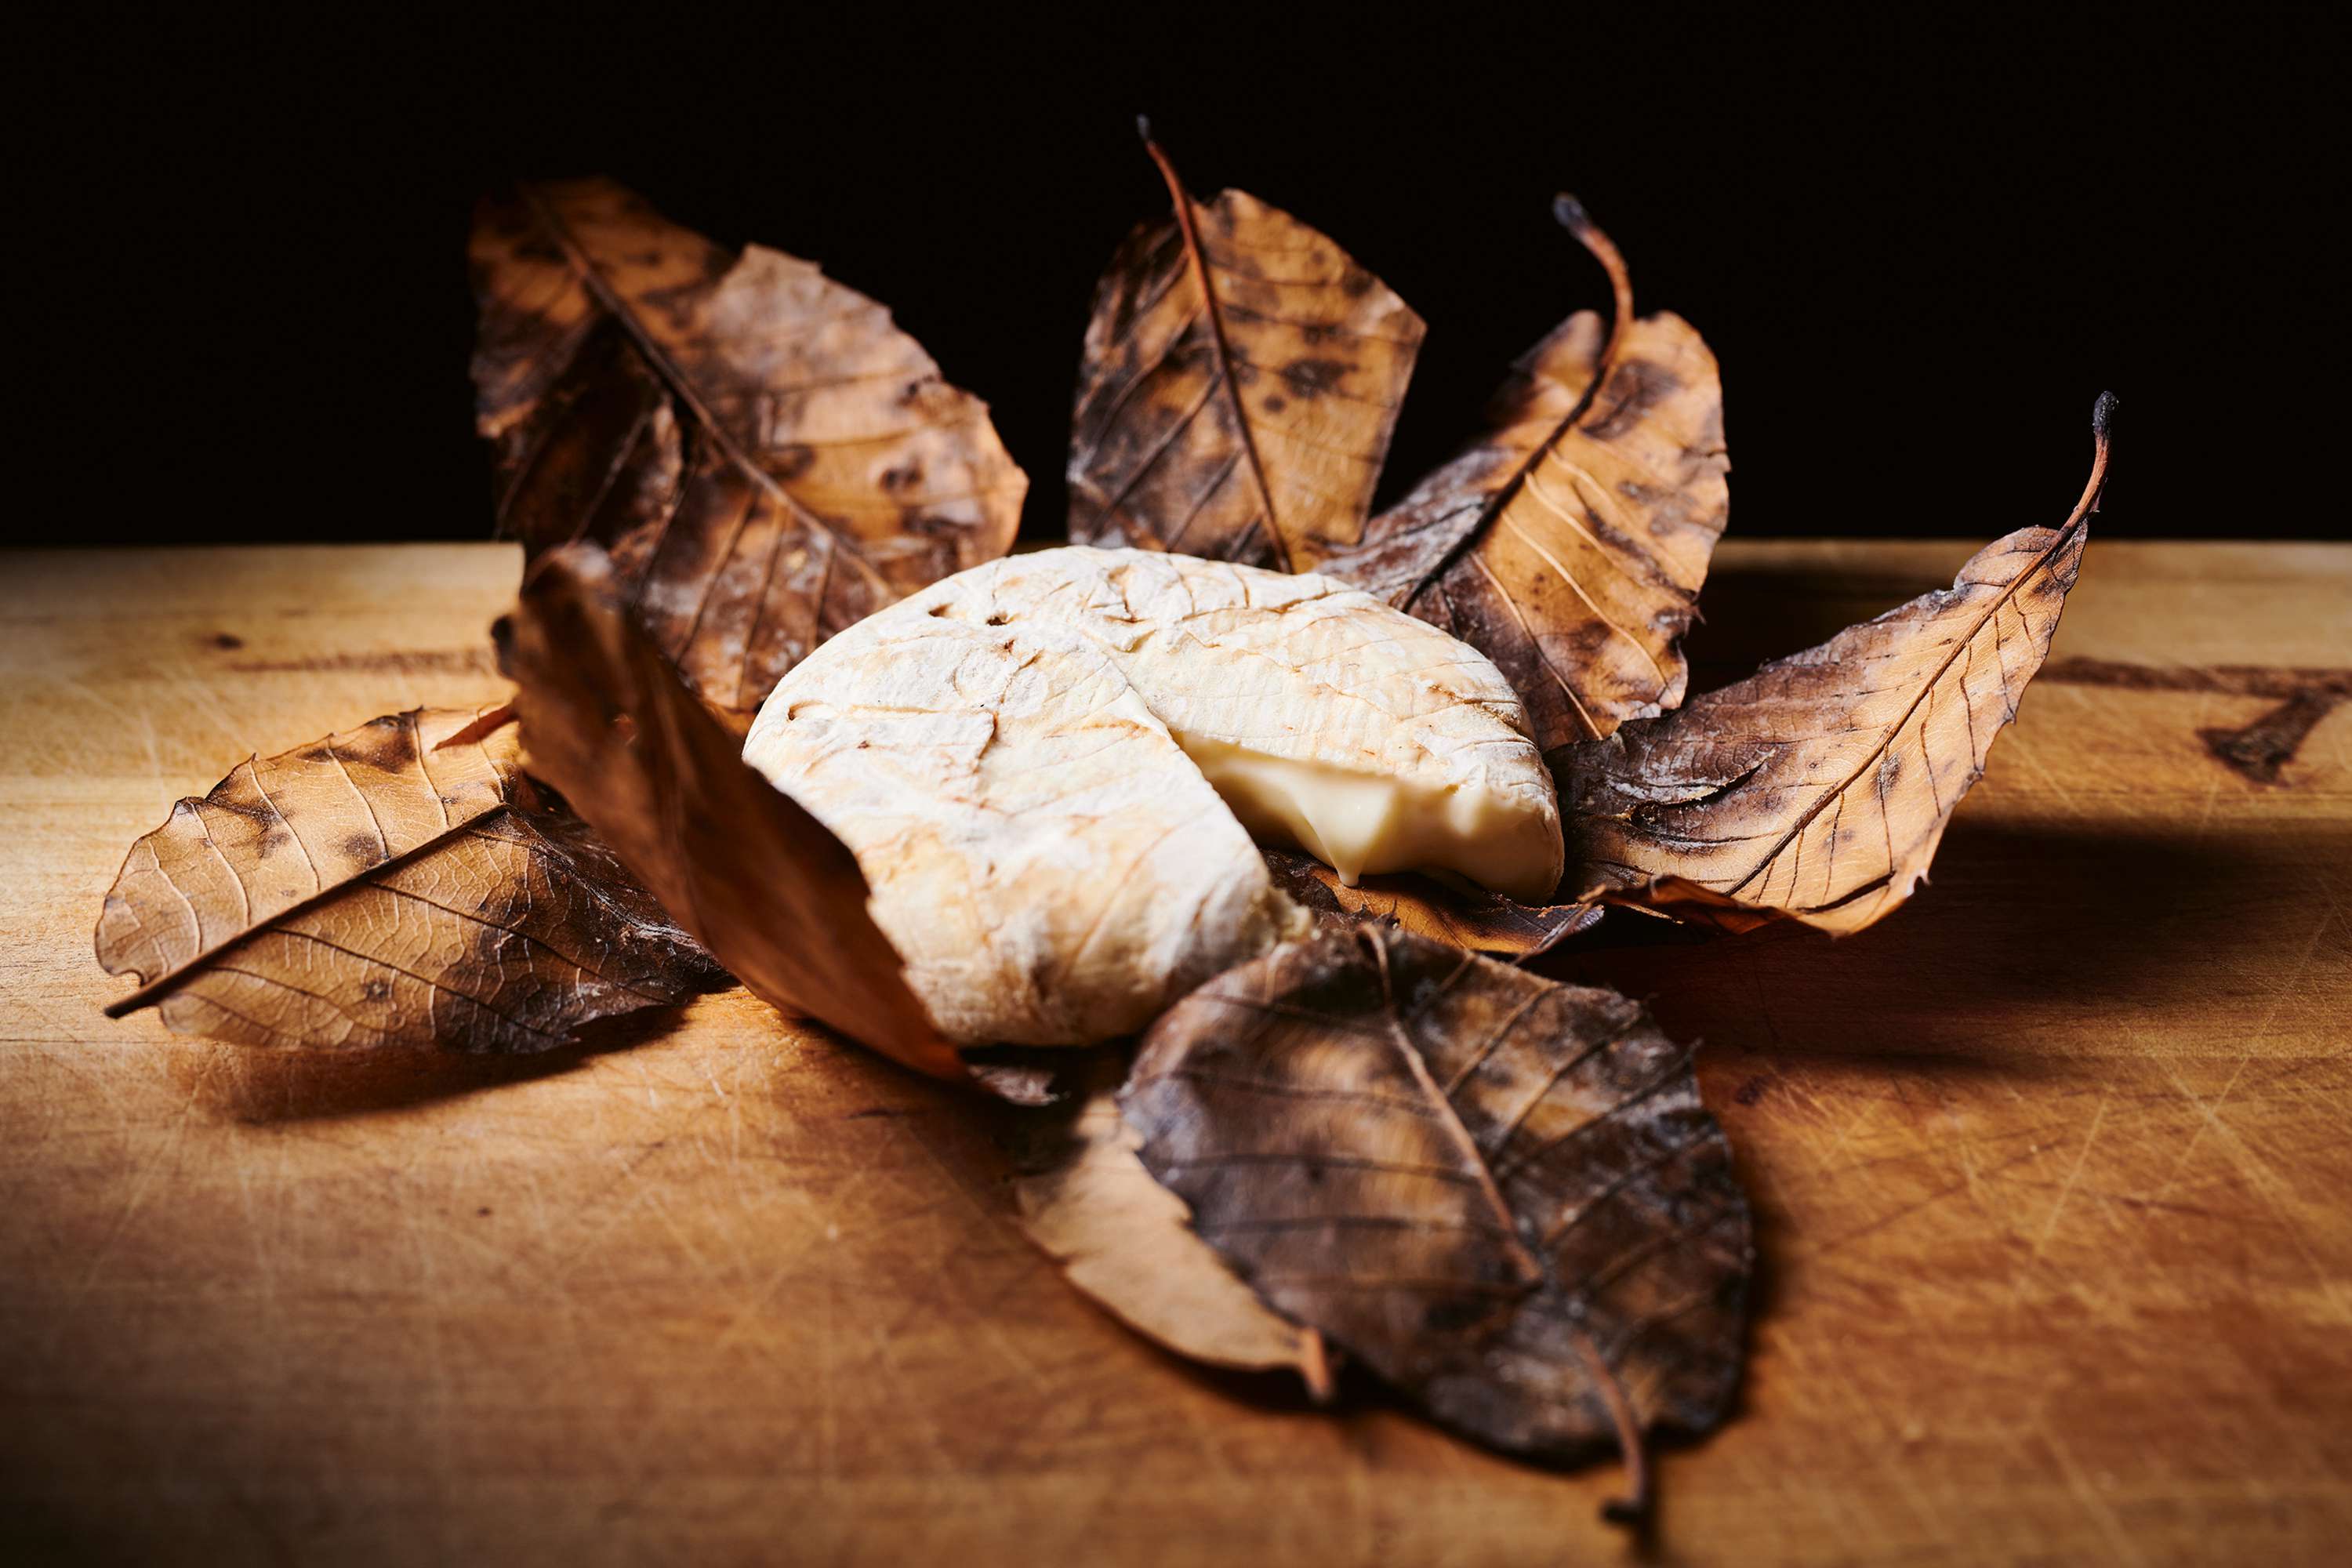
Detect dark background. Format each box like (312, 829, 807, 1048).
(22, 13, 2343, 549)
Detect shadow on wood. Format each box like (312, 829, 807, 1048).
(1548, 821, 2347, 1065)
(171, 1004, 711, 1124)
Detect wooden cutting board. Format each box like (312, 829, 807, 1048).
(3, 541, 2347, 1566)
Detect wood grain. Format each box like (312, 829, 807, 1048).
(4, 541, 2347, 1565)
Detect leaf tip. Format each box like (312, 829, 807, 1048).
(1299, 1327, 1338, 1405)
(1134, 117, 1191, 216)
(2092, 389, 2119, 440)
(2082, 391, 2118, 515)
(1550, 192, 1634, 354)
(1600, 1495, 1650, 1529)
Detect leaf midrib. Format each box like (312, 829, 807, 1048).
(1720, 519, 2085, 899)
(103, 717, 516, 1017)
(518, 185, 890, 606)
(1363, 931, 1544, 1296)
(1146, 169, 1287, 571)
(1397, 315, 1624, 623)
(104, 800, 510, 1018)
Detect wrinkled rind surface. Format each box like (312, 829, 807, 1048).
(1068, 190, 1424, 568)
(1123, 928, 1751, 1459)
(1319, 308, 1731, 752)
(95, 709, 724, 1052)
(744, 611, 1304, 1047)
(898, 547, 1562, 885)
(1563, 520, 2087, 934)
(471, 177, 1025, 717)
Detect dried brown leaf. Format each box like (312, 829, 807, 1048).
(1562, 397, 2113, 935)
(1262, 849, 1601, 959)
(1012, 1056, 1333, 1395)
(472, 177, 1026, 721)
(492, 542, 960, 1079)
(1318, 199, 1730, 751)
(96, 708, 724, 1051)
(1123, 927, 1751, 1518)
(1067, 125, 1425, 570)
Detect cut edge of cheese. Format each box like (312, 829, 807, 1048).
(1174, 735, 1563, 903)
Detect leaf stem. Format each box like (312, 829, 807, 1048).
(1572, 1324, 1653, 1527)
(1135, 123, 1292, 572)
(1298, 1327, 1337, 1405)
(1552, 194, 1634, 390)
(2085, 390, 2118, 513)
(1393, 195, 1646, 725)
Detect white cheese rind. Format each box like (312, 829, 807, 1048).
(743, 615, 1305, 1047)
(743, 546, 1564, 1047)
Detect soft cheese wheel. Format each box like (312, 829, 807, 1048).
(744, 612, 1305, 1046)
(745, 546, 1565, 1046)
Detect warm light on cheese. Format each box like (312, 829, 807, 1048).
(746, 548, 1569, 1045)
(1175, 735, 1565, 904)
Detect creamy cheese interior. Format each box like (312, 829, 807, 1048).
(1174, 735, 1563, 904)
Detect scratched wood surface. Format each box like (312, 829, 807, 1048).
(2, 541, 2347, 1566)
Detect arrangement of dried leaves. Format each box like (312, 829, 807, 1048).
(95, 129, 2113, 1525)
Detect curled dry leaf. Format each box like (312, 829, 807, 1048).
(1123, 927, 1751, 1518)
(1263, 849, 1602, 959)
(95, 708, 724, 1051)
(1011, 1055, 1332, 1395)
(1562, 396, 2113, 935)
(493, 542, 959, 1079)
(472, 177, 1026, 722)
(1319, 198, 1730, 751)
(1067, 123, 1425, 571)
